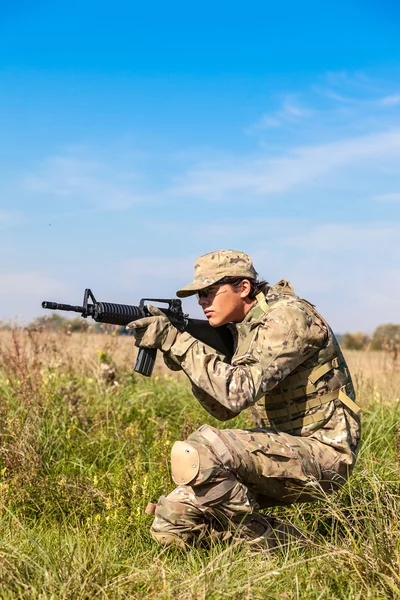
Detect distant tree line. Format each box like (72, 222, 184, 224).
(0, 314, 132, 335)
(1, 316, 399, 352)
(341, 323, 400, 353)
(34, 314, 91, 332)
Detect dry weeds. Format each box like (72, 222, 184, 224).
(0, 328, 398, 599)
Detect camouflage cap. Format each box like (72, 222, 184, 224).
(176, 250, 257, 298)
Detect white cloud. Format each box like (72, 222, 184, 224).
(281, 222, 399, 253)
(252, 115, 281, 129)
(0, 211, 12, 223)
(0, 210, 24, 228)
(173, 129, 400, 201)
(118, 218, 399, 331)
(22, 156, 150, 210)
(0, 271, 71, 297)
(262, 221, 400, 332)
(122, 256, 194, 279)
(249, 96, 312, 131)
(374, 192, 400, 202)
(0, 271, 72, 322)
(117, 256, 203, 317)
(324, 70, 377, 92)
(312, 87, 355, 104)
(380, 94, 400, 106)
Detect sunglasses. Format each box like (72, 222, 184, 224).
(196, 284, 225, 300)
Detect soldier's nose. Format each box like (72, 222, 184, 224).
(199, 297, 210, 308)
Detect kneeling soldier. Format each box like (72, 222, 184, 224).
(128, 250, 361, 547)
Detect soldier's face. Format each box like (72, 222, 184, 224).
(197, 281, 252, 326)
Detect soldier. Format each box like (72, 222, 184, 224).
(128, 250, 361, 548)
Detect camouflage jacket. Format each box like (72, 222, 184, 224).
(165, 281, 361, 461)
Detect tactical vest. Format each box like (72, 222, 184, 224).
(249, 281, 360, 435)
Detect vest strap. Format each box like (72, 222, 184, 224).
(265, 383, 318, 405)
(275, 412, 327, 432)
(269, 386, 361, 432)
(338, 386, 361, 416)
(255, 292, 269, 314)
(197, 425, 235, 471)
(266, 388, 342, 420)
(308, 357, 340, 384)
(272, 356, 340, 391)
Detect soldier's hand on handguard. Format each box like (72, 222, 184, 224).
(126, 305, 178, 352)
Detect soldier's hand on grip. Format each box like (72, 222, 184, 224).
(127, 305, 178, 351)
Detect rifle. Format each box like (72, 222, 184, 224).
(42, 288, 234, 377)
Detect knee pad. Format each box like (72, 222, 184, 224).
(171, 441, 200, 485)
(170, 426, 234, 487)
(170, 436, 221, 486)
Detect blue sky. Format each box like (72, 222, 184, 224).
(0, 1, 399, 332)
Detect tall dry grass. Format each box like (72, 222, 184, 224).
(0, 327, 399, 599)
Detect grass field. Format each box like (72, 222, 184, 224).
(0, 328, 399, 599)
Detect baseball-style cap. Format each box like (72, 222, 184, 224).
(176, 249, 257, 298)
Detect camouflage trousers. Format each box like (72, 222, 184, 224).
(149, 424, 351, 547)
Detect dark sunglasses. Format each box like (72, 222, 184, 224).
(196, 284, 223, 300)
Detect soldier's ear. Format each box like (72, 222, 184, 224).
(240, 279, 252, 299)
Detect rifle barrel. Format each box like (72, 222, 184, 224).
(42, 301, 85, 313)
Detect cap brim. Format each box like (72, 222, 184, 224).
(176, 280, 217, 298)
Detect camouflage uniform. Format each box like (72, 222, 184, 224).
(137, 251, 361, 547)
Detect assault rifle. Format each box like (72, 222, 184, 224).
(42, 288, 233, 377)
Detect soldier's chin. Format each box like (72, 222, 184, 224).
(208, 315, 227, 327)
(206, 314, 219, 327)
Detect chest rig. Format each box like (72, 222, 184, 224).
(244, 281, 361, 434)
